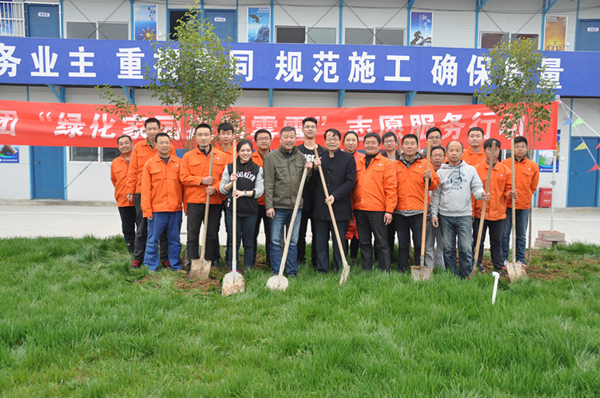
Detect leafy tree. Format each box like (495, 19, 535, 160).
(475, 38, 557, 263)
(97, 2, 243, 150)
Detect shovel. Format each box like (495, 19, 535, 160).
(223, 138, 245, 296)
(468, 141, 496, 280)
(412, 144, 433, 281)
(506, 136, 527, 282)
(190, 150, 214, 280)
(266, 167, 309, 291)
(313, 148, 350, 286)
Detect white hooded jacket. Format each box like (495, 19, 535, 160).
(431, 160, 485, 218)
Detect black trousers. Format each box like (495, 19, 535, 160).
(133, 193, 168, 264)
(355, 210, 390, 272)
(253, 204, 271, 266)
(473, 218, 505, 271)
(348, 237, 359, 259)
(118, 205, 136, 254)
(298, 205, 317, 266)
(395, 213, 423, 272)
(314, 218, 349, 273)
(187, 203, 222, 264)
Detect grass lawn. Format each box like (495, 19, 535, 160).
(1, 236, 599, 396)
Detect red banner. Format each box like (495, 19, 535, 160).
(0, 100, 558, 150)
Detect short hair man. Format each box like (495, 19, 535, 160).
(463, 127, 486, 166)
(252, 128, 273, 268)
(352, 132, 397, 272)
(422, 127, 443, 157)
(394, 134, 439, 272)
(126, 117, 174, 269)
(380, 131, 399, 261)
(110, 135, 136, 255)
(473, 138, 517, 272)
(313, 128, 356, 273)
(180, 123, 227, 268)
(141, 133, 184, 272)
(264, 126, 314, 277)
(431, 140, 489, 278)
(424, 145, 446, 268)
(296, 117, 327, 268)
(501, 136, 539, 265)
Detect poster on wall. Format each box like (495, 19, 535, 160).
(134, 4, 157, 41)
(539, 129, 560, 173)
(0, 145, 19, 163)
(247, 7, 271, 43)
(544, 16, 567, 51)
(410, 11, 432, 47)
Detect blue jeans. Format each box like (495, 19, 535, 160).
(502, 208, 530, 263)
(144, 211, 182, 271)
(439, 215, 473, 279)
(269, 208, 302, 276)
(225, 210, 257, 271)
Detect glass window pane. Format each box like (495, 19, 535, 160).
(70, 147, 98, 162)
(98, 22, 129, 40)
(101, 148, 121, 162)
(307, 27, 336, 44)
(345, 28, 373, 45)
(376, 28, 404, 46)
(480, 32, 509, 49)
(276, 26, 305, 43)
(512, 33, 539, 48)
(67, 22, 96, 39)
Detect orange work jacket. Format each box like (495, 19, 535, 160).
(352, 153, 397, 213)
(463, 147, 486, 167)
(395, 157, 439, 212)
(252, 150, 269, 206)
(474, 161, 512, 221)
(126, 139, 176, 195)
(501, 157, 539, 209)
(180, 146, 226, 205)
(110, 154, 134, 207)
(141, 154, 183, 218)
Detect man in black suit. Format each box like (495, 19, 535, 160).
(312, 128, 357, 273)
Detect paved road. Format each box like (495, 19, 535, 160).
(1, 201, 599, 246)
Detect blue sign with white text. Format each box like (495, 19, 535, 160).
(0, 37, 597, 97)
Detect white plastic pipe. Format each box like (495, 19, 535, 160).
(491, 271, 500, 304)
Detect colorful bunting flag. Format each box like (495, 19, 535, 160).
(596, 142, 600, 150)
(573, 118, 584, 126)
(574, 142, 588, 151)
(561, 118, 573, 126)
(589, 164, 600, 172)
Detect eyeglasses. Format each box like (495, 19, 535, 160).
(325, 137, 340, 142)
(428, 136, 442, 140)
(256, 137, 271, 141)
(383, 140, 397, 145)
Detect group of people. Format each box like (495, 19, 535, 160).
(111, 117, 539, 278)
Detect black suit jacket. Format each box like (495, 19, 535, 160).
(313, 149, 356, 221)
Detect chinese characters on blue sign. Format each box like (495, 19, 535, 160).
(0, 37, 597, 96)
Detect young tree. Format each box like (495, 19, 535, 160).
(475, 38, 557, 264)
(97, 3, 243, 149)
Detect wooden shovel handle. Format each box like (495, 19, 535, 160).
(472, 140, 496, 272)
(420, 145, 432, 259)
(232, 138, 237, 272)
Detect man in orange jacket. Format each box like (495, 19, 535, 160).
(141, 133, 184, 272)
(126, 117, 176, 269)
(252, 128, 272, 267)
(473, 138, 518, 272)
(394, 133, 439, 272)
(180, 123, 227, 268)
(110, 135, 136, 255)
(352, 132, 397, 272)
(463, 127, 486, 166)
(501, 136, 539, 265)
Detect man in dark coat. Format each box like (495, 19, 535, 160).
(313, 128, 357, 273)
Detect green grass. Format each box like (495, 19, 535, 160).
(1, 237, 600, 396)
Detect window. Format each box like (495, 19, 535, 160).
(70, 147, 120, 162)
(307, 27, 336, 44)
(512, 33, 539, 47)
(276, 26, 305, 43)
(480, 32, 509, 49)
(375, 28, 404, 46)
(67, 21, 129, 40)
(345, 28, 373, 45)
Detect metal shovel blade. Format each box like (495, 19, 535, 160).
(506, 261, 527, 282)
(222, 271, 245, 296)
(266, 274, 288, 291)
(411, 265, 433, 281)
(189, 258, 211, 280)
(339, 265, 350, 286)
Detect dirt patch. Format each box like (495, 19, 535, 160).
(174, 275, 221, 292)
(134, 274, 162, 284)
